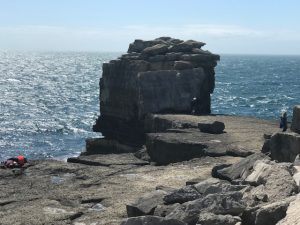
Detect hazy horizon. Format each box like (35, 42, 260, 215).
(1, 0, 300, 55)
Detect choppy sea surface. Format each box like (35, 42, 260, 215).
(1, 52, 300, 161)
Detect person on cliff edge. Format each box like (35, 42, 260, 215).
(0, 155, 27, 169)
(280, 111, 288, 132)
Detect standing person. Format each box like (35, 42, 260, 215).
(191, 97, 197, 115)
(280, 111, 288, 132)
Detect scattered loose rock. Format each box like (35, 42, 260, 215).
(198, 121, 225, 134)
(126, 190, 168, 217)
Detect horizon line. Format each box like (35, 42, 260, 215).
(1, 49, 300, 56)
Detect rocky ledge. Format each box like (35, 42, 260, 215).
(3, 113, 297, 225)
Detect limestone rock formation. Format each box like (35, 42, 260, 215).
(93, 37, 220, 144)
(291, 105, 300, 134)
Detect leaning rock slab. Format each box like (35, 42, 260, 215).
(166, 192, 246, 225)
(163, 185, 201, 205)
(213, 153, 270, 182)
(291, 105, 300, 134)
(126, 190, 168, 217)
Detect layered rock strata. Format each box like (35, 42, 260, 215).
(93, 37, 220, 144)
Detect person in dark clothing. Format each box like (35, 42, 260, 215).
(280, 112, 288, 132)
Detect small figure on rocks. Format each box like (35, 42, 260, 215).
(1, 155, 27, 169)
(280, 111, 288, 132)
(191, 97, 198, 115)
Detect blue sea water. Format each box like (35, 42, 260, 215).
(0, 52, 300, 161)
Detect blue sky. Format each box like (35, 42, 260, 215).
(1, 0, 300, 54)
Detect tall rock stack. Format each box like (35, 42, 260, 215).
(93, 37, 220, 145)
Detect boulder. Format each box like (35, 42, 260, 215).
(199, 182, 248, 196)
(241, 197, 295, 225)
(254, 201, 291, 225)
(126, 190, 168, 217)
(226, 147, 255, 157)
(154, 204, 181, 217)
(128, 39, 164, 53)
(277, 194, 300, 225)
(163, 186, 201, 204)
(93, 37, 219, 144)
(197, 213, 241, 225)
(213, 153, 270, 182)
(193, 178, 221, 193)
(169, 40, 206, 53)
(198, 121, 225, 134)
(120, 215, 187, 225)
(269, 132, 300, 162)
(166, 192, 246, 225)
(242, 160, 297, 204)
(146, 133, 207, 165)
(142, 44, 169, 56)
(291, 105, 300, 134)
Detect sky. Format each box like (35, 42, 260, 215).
(1, 0, 300, 54)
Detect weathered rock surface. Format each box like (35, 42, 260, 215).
(243, 160, 297, 203)
(213, 153, 269, 181)
(126, 190, 168, 217)
(197, 213, 241, 225)
(154, 203, 181, 217)
(93, 37, 220, 144)
(85, 138, 139, 154)
(146, 131, 207, 165)
(144, 114, 277, 164)
(163, 185, 201, 205)
(120, 215, 187, 225)
(67, 153, 149, 166)
(277, 194, 300, 225)
(166, 192, 246, 225)
(291, 105, 300, 134)
(242, 197, 295, 225)
(198, 121, 225, 134)
(269, 132, 300, 162)
(1, 154, 239, 225)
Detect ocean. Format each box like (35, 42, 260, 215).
(1, 52, 299, 161)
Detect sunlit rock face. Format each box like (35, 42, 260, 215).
(93, 37, 220, 145)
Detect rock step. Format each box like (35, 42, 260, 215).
(67, 153, 149, 166)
